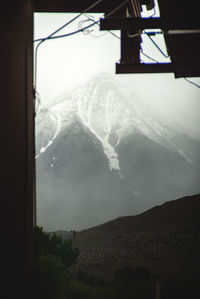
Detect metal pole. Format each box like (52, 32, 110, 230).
(156, 281, 160, 299)
(71, 230, 77, 279)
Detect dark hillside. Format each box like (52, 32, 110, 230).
(55, 194, 200, 281)
(52, 194, 200, 281)
(76, 193, 200, 247)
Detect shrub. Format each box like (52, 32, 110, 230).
(32, 226, 80, 299)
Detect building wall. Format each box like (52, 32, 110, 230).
(0, 1, 117, 297)
(1, 1, 34, 298)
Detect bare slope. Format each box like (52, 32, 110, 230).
(55, 194, 200, 281)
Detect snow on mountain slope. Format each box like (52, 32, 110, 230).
(35, 73, 200, 230)
(36, 73, 196, 166)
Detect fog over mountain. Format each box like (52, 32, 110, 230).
(35, 73, 200, 231)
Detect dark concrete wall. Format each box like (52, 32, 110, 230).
(1, 1, 34, 298)
(0, 1, 121, 297)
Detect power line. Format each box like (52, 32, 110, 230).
(144, 31, 169, 58)
(78, 17, 107, 37)
(79, 16, 121, 39)
(108, 30, 121, 39)
(140, 49, 159, 63)
(105, 0, 129, 18)
(33, 0, 102, 44)
(33, 0, 102, 106)
(34, 20, 100, 97)
(184, 78, 200, 89)
(35, 20, 100, 43)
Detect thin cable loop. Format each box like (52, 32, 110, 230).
(33, 0, 103, 102)
(34, 0, 102, 44)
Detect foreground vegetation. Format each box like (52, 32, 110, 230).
(32, 226, 199, 299)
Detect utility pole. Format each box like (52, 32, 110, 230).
(71, 229, 77, 280)
(71, 229, 76, 249)
(156, 281, 160, 299)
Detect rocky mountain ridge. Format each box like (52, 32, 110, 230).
(35, 73, 200, 231)
(52, 194, 200, 281)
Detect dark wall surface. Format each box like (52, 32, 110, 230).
(0, 1, 112, 297)
(1, 1, 34, 298)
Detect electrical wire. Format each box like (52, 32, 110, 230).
(140, 49, 159, 63)
(109, 31, 121, 39)
(35, 20, 100, 42)
(78, 17, 107, 37)
(78, 14, 121, 39)
(33, 0, 139, 92)
(33, 0, 102, 109)
(184, 78, 200, 89)
(33, 0, 102, 44)
(127, 0, 142, 37)
(127, 32, 140, 38)
(144, 31, 169, 58)
(78, 19, 92, 35)
(34, 20, 100, 111)
(105, 0, 129, 18)
(130, 0, 141, 17)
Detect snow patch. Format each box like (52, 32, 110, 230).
(36, 107, 62, 159)
(40, 140, 53, 154)
(77, 102, 121, 172)
(101, 139, 120, 171)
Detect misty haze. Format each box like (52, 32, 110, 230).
(35, 73, 200, 232)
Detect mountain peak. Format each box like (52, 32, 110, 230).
(36, 72, 198, 164)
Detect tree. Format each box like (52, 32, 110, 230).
(32, 226, 80, 299)
(33, 226, 80, 269)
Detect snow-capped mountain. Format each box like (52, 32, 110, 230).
(35, 73, 200, 231)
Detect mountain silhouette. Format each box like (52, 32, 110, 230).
(52, 194, 200, 282)
(35, 73, 200, 231)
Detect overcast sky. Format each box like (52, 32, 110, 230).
(34, 5, 200, 137)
